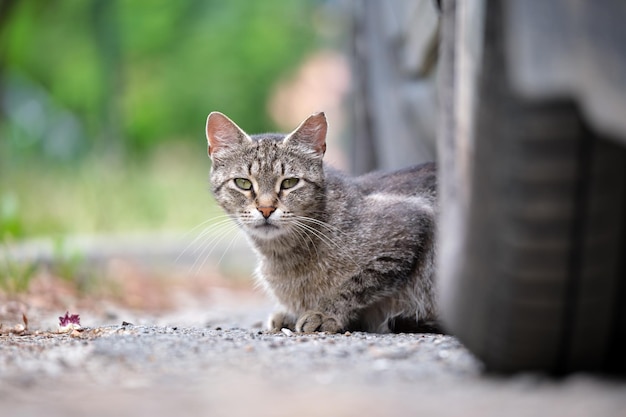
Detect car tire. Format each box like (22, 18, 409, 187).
(438, 0, 626, 373)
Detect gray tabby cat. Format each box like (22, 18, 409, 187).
(205, 111, 438, 333)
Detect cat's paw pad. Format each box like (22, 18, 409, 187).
(268, 311, 295, 331)
(295, 311, 342, 333)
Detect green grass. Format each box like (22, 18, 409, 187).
(0, 142, 220, 239)
(0, 240, 38, 293)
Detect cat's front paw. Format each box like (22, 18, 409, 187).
(267, 311, 296, 331)
(295, 310, 342, 333)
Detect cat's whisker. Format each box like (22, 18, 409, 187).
(180, 214, 232, 239)
(199, 221, 240, 254)
(181, 216, 232, 239)
(190, 222, 240, 275)
(291, 221, 337, 251)
(291, 220, 360, 268)
(215, 228, 244, 268)
(177, 215, 233, 246)
(284, 224, 314, 253)
(189, 229, 226, 274)
(176, 217, 237, 263)
(293, 215, 350, 237)
(191, 229, 239, 275)
(189, 218, 238, 257)
(290, 226, 320, 259)
(295, 219, 362, 267)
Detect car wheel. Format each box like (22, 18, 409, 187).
(438, 0, 626, 373)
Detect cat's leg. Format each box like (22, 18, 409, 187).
(297, 207, 435, 334)
(295, 251, 431, 333)
(360, 302, 394, 333)
(295, 303, 390, 333)
(295, 311, 342, 333)
(267, 311, 297, 331)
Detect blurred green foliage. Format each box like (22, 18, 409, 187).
(0, 0, 323, 238)
(0, 0, 318, 160)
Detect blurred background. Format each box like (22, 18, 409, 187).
(0, 0, 354, 241)
(0, 0, 443, 311)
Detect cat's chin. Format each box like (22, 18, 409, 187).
(246, 224, 287, 240)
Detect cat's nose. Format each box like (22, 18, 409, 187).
(257, 206, 276, 219)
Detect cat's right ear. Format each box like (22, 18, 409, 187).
(205, 112, 251, 158)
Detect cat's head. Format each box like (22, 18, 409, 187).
(205, 111, 328, 241)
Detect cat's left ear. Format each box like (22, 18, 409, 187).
(283, 112, 327, 158)
(206, 112, 251, 158)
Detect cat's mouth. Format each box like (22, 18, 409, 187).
(256, 222, 278, 229)
(248, 221, 284, 239)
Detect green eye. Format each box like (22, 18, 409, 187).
(281, 178, 299, 190)
(234, 178, 253, 190)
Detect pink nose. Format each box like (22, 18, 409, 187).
(258, 206, 276, 219)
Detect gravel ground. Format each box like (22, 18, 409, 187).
(2, 299, 626, 417)
(2, 238, 626, 416)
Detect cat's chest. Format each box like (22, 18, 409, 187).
(259, 257, 346, 312)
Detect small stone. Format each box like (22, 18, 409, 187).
(344, 331, 352, 336)
(281, 328, 294, 336)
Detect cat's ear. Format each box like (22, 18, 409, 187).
(284, 112, 327, 158)
(205, 112, 251, 158)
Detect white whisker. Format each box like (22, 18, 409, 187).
(190, 219, 237, 256)
(176, 217, 236, 263)
(288, 225, 319, 259)
(290, 219, 360, 268)
(215, 229, 244, 267)
(293, 215, 350, 237)
(190, 222, 240, 274)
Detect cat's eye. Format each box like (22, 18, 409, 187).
(234, 178, 253, 190)
(281, 178, 299, 190)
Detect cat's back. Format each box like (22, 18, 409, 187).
(322, 162, 437, 242)
(354, 162, 437, 197)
